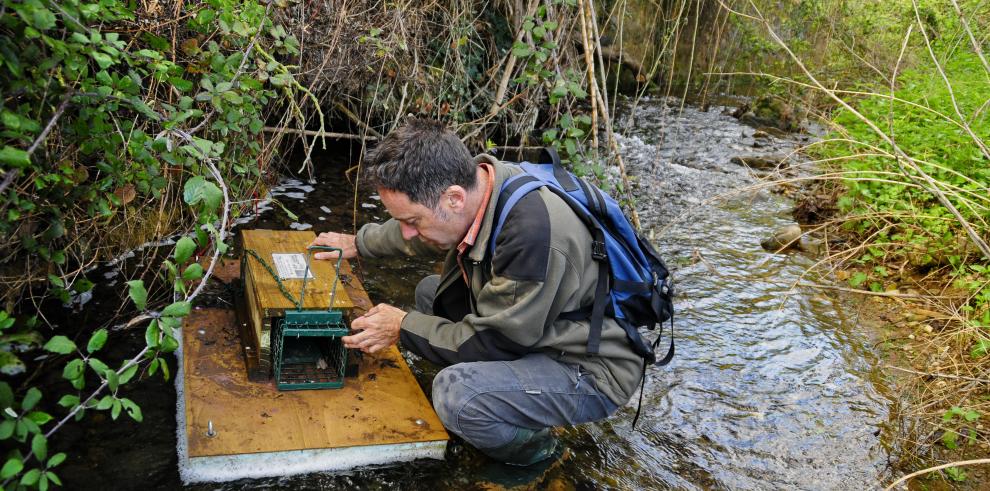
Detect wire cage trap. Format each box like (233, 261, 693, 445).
(243, 244, 350, 390)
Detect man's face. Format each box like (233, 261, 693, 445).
(379, 187, 467, 250)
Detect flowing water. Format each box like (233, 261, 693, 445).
(52, 97, 896, 490)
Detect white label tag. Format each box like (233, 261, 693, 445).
(271, 253, 314, 279)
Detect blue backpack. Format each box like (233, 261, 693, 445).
(489, 148, 675, 369)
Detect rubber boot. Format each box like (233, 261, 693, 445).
(481, 427, 559, 466)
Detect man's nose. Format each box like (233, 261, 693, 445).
(399, 221, 418, 240)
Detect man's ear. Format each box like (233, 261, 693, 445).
(443, 185, 467, 213)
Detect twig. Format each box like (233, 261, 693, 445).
(577, 0, 599, 151)
(262, 126, 379, 141)
(884, 459, 990, 490)
(333, 101, 383, 139)
(885, 365, 989, 384)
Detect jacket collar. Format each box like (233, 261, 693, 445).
(464, 154, 517, 263)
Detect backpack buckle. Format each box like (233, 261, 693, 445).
(654, 273, 673, 296)
(591, 240, 607, 261)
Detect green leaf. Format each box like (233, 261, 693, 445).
(46, 470, 61, 486)
(126, 280, 149, 311)
(47, 274, 64, 288)
(942, 429, 959, 449)
(145, 319, 160, 349)
(21, 388, 41, 412)
(1, 458, 23, 479)
(118, 363, 138, 385)
(87, 357, 108, 376)
(106, 369, 119, 392)
(86, 329, 108, 354)
(43, 336, 75, 355)
(0, 420, 14, 439)
(946, 465, 967, 482)
(62, 359, 84, 380)
(183, 176, 222, 213)
(162, 301, 191, 317)
(511, 41, 532, 58)
(174, 237, 196, 264)
(111, 399, 122, 420)
(159, 334, 179, 354)
(91, 51, 114, 69)
(57, 395, 79, 408)
(120, 398, 143, 422)
(848, 272, 868, 287)
(971, 339, 990, 359)
(182, 263, 204, 281)
(160, 359, 171, 381)
(0, 146, 31, 168)
(47, 453, 66, 468)
(32, 433, 47, 461)
(95, 396, 113, 411)
(26, 411, 52, 425)
(20, 468, 40, 486)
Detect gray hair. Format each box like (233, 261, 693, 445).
(363, 118, 476, 208)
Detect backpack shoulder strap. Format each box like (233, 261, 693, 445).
(489, 173, 544, 258)
(539, 147, 579, 192)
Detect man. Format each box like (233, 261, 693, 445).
(311, 118, 643, 466)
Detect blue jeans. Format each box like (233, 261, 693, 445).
(413, 275, 619, 454)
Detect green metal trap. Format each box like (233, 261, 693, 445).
(244, 246, 349, 390)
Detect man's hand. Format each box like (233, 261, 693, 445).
(310, 232, 358, 260)
(344, 303, 406, 354)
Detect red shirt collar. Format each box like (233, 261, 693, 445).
(457, 162, 495, 256)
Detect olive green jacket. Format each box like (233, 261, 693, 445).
(355, 156, 643, 406)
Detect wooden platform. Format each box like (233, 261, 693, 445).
(176, 257, 448, 483)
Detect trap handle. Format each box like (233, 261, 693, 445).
(296, 246, 344, 312)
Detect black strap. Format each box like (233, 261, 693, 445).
(543, 147, 578, 192)
(653, 315, 675, 366)
(632, 314, 674, 429)
(586, 228, 609, 355)
(631, 359, 647, 428)
(577, 178, 605, 219)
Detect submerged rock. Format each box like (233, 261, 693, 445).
(761, 224, 803, 252)
(733, 96, 803, 132)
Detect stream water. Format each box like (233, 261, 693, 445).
(51, 97, 897, 490)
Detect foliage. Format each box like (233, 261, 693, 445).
(814, 50, 990, 355)
(715, 0, 986, 106)
(940, 406, 980, 451)
(0, 0, 311, 488)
